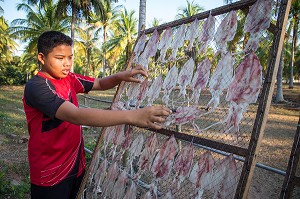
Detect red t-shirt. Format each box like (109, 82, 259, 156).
(23, 71, 95, 186)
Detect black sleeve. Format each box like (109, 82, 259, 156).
(24, 77, 65, 119)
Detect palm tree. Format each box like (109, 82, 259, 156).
(75, 22, 101, 76)
(176, 0, 204, 19)
(148, 17, 162, 27)
(10, 1, 70, 63)
(91, 0, 120, 77)
(288, 0, 299, 88)
(106, 8, 138, 72)
(28, 0, 118, 72)
(138, 0, 146, 33)
(0, 16, 18, 65)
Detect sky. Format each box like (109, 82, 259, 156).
(0, 0, 225, 54)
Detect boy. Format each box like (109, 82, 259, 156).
(22, 31, 171, 199)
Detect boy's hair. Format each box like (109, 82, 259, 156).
(37, 31, 73, 56)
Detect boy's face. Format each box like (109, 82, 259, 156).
(38, 44, 73, 79)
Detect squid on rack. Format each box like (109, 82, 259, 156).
(190, 58, 212, 104)
(198, 13, 215, 53)
(214, 11, 237, 54)
(149, 135, 179, 198)
(168, 24, 186, 61)
(123, 181, 138, 199)
(135, 133, 158, 180)
(186, 18, 200, 51)
(177, 57, 195, 98)
(212, 154, 238, 199)
(135, 78, 150, 108)
(189, 151, 215, 199)
(165, 106, 204, 130)
(102, 162, 119, 198)
(138, 29, 160, 69)
(243, 0, 272, 53)
(110, 124, 125, 160)
(126, 81, 141, 109)
(206, 52, 233, 113)
(223, 52, 262, 134)
(115, 126, 133, 161)
(133, 33, 147, 64)
(244, 0, 272, 34)
(112, 170, 128, 199)
(151, 134, 179, 181)
(128, 134, 144, 175)
(173, 142, 195, 189)
(157, 27, 173, 63)
(146, 75, 163, 106)
(93, 158, 108, 194)
(162, 65, 178, 106)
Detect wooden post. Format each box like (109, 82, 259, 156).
(280, 117, 300, 199)
(234, 0, 292, 198)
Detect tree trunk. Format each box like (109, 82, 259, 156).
(87, 47, 91, 76)
(102, 25, 108, 77)
(71, 0, 76, 73)
(289, 17, 298, 89)
(275, 53, 285, 103)
(138, 0, 146, 33)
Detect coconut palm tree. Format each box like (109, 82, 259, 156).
(288, 0, 299, 88)
(75, 22, 101, 76)
(27, 0, 118, 72)
(148, 17, 162, 28)
(138, 0, 146, 33)
(10, 0, 70, 55)
(91, 0, 120, 77)
(0, 16, 18, 65)
(106, 8, 138, 72)
(176, 0, 204, 19)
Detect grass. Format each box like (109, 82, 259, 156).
(0, 84, 299, 199)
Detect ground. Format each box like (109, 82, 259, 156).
(0, 84, 299, 199)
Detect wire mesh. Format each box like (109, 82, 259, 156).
(85, 127, 244, 199)
(80, 0, 286, 198)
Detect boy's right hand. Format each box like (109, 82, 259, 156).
(129, 105, 172, 130)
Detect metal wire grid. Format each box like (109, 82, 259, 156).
(79, 1, 284, 198)
(117, 6, 273, 150)
(85, 127, 243, 198)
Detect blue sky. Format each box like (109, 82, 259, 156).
(1, 0, 225, 53)
(1, 0, 224, 25)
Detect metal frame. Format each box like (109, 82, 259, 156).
(76, 0, 292, 198)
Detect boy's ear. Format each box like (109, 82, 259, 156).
(38, 53, 45, 65)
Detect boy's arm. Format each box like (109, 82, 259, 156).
(55, 101, 171, 130)
(92, 65, 148, 91)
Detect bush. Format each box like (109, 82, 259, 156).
(0, 65, 26, 85)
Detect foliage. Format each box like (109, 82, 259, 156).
(0, 56, 26, 85)
(175, 0, 204, 19)
(0, 164, 30, 199)
(0, 16, 18, 64)
(10, 0, 71, 54)
(105, 8, 137, 73)
(0, 0, 298, 85)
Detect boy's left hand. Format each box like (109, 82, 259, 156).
(120, 65, 148, 83)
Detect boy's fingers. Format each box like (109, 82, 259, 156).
(132, 65, 148, 77)
(153, 106, 172, 116)
(148, 121, 163, 130)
